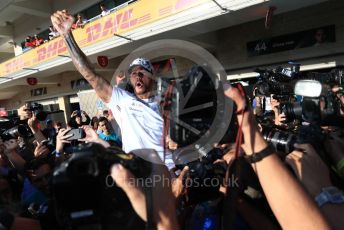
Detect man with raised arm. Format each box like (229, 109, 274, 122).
(51, 10, 165, 160)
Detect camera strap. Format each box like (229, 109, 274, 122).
(222, 83, 246, 230)
(161, 81, 176, 162)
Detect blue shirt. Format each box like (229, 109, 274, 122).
(99, 132, 121, 144)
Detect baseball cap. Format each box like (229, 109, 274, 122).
(128, 58, 154, 74)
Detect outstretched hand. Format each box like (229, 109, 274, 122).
(51, 10, 74, 35)
(285, 143, 332, 197)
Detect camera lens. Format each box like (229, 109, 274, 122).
(280, 102, 302, 122)
(262, 127, 297, 155)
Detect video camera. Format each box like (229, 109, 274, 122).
(52, 143, 151, 229)
(254, 62, 300, 97)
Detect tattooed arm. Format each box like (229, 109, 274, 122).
(51, 10, 112, 103)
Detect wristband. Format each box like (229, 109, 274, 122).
(337, 158, 344, 172)
(245, 144, 275, 164)
(315, 186, 344, 207)
(53, 150, 62, 157)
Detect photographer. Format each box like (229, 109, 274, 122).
(68, 110, 90, 128)
(17, 103, 46, 144)
(223, 84, 330, 229)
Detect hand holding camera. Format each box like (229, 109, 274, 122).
(55, 128, 73, 153)
(27, 112, 40, 133)
(33, 140, 50, 158)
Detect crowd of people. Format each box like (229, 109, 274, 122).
(20, 3, 111, 53)
(1, 7, 344, 230)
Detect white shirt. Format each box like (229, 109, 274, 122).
(105, 86, 165, 159)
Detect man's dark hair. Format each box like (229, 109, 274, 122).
(26, 155, 54, 175)
(98, 116, 108, 123)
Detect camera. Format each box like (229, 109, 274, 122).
(1, 125, 30, 141)
(30, 102, 48, 121)
(281, 80, 344, 126)
(254, 63, 298, 97)
(261, 121, 325, 157)
(279, 102, 302, 123)
(52, 143, 151, 229)
(0, 117, 30, 141)
(261, 126, 297, 157)
(173, 147, 226, 205)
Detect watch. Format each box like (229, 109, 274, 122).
(315, 186, 344, 207)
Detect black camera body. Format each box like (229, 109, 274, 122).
(174, 147, 225, 205)
(254, 64, 298, 97)
(0, 118, 30, 141)
(52, 143, 150, 229)
(30, 102, 48, 121)
(280, 90, 343, 127)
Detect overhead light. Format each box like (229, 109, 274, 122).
(227, 72, 259, 80)
(300, 61, 336, 71)
(225, 0, 269, 11)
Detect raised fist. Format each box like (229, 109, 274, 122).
(51, 10, 74, 35)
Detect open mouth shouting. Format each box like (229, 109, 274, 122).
(136, 80, 144, 89)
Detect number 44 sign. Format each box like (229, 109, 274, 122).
(247, 39, 271, 56)
(255, 41, 267, 52)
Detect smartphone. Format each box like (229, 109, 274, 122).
(64, 128, 86, 141)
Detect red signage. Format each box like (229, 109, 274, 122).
(97, 56, 109, 68)
(0, 108, 7, 117)
(27, 77, 38, 86)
